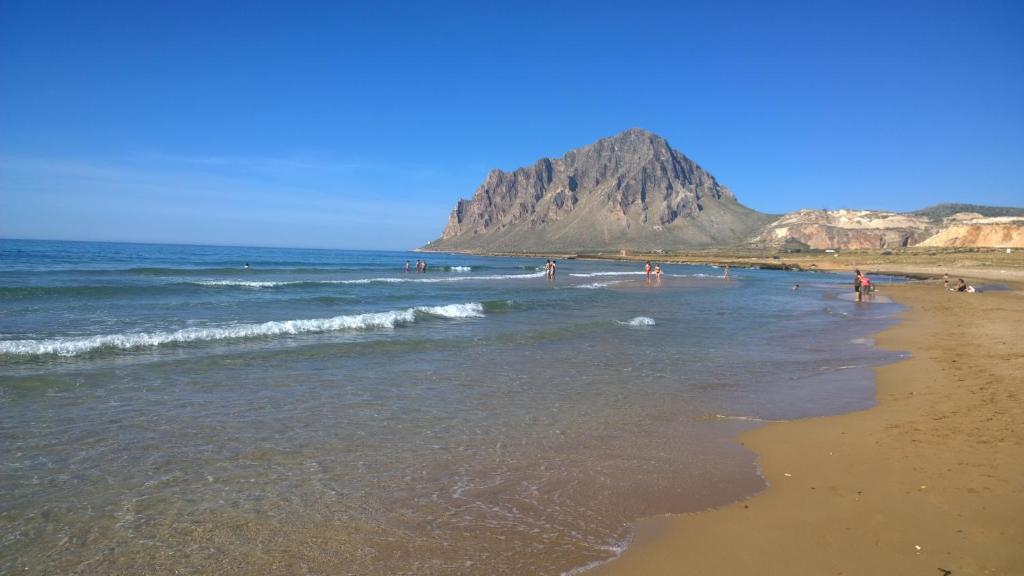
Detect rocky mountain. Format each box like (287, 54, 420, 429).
(423, 128, 773, 252)
(753, 208, 1024, 250)
(423, 129, 1023, 253)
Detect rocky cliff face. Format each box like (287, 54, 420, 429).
(752, 209, 1024, 250)
(752, 209, 934, 249)
(916, 216, 1024, 248)
(426, 128, 772, 252)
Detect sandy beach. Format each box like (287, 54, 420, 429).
(593, 279, 1024, 575)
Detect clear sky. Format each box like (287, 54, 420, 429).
(1, 0, 1022, 250)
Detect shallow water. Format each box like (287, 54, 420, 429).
(0, 240, 903, 575)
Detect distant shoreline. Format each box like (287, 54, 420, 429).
(417, 246, 1024, 284)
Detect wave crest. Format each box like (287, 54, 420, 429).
(191, 271, 545, 288)
(0, 303, 485, 357)
(618, 316, 656, 327)
(569, 271, 647, 278)
(576, 281, 620, 289)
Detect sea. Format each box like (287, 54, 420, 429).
(0, 239, 904, 575)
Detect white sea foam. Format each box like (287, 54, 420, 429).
(713, 414, 782, 423)
(569, 271, 647, 278)
(569, 271, 720, 280)
(561, 541, 632, 576)
(0, 303, 485, 357)
(619, 316, 656, 327)
(449, 266, 472, 272)
(653, 273, 717, 279)
(576, 281, 621, 289)
(192, 271, 544, 288)
(193, 280, 284, 288)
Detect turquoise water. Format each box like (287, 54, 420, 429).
(0, 239, 903, 575)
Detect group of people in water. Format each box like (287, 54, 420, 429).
(644, 261, 663, 283)
(405, 260, 428, 273)
(392, 259, 977, 298)
(856, 269, 980, 301)
(241, 258, 983, 302)
(853, 269, 875, 302)
(544, 259, 558, 279)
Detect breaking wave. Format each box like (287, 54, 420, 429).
(193, 280, 284, 288)
(576, 281, 621, 289)
(0, 303, 485, 357)
(671, 273, 715, 278)
(191, 271, 545, 288)
(618, 316, 656, 327)
(569, 271, 647, 278)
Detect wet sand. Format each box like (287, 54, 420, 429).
(594, 280, 1024, 575)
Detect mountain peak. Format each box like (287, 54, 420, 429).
(585, 127, 669, 153)
(610, 127, 661, 140)
(426, 130, 770, 252)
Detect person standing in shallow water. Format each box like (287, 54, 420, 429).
(405, 260, 411, 273)
(854, 269, 864, 302)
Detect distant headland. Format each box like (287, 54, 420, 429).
(423, 128, 1024, 253)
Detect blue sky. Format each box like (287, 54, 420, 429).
(1, 0, 1022, 249)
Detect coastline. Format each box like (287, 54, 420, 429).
(418, 247, 1024, 284)
(589, 279, 1024, 575)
